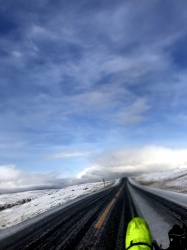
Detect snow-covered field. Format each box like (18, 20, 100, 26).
(0, 179, 117, 229)
(134, 168, 187, 193)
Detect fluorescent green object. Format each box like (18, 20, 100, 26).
(125, 217, 152, 250)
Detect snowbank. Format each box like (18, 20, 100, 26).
(134, 168, 187, 193)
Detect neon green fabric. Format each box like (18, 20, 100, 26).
(125, 217, 152, 250)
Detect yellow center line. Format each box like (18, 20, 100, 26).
(95, 198, 116, 229)
(115, 186, 123, 198)
(95, 185, 124, 229)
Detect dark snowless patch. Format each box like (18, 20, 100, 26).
(0, 199, 31, 211)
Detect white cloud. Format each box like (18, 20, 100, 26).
(0, 165, 20, 182)
(0, 165, 60, 191)
(12, 51, 22, 58)
(30, 25, 59, 41)
(77, 165, 124, 181)
(48, 152, 89, 159)
(77, 146, 187, 180)
(77, 165, 101, 179)
(0, 165, 96, 194)
(118, 98, 149, 125)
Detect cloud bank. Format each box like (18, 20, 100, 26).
(0, 165, 84, 194)
(2, 146, 187, 193)
(78, 146, 187, 179)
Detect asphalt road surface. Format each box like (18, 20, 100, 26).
(0, 178, 187, 250)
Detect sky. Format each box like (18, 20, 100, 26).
(1, 0, 187, 191)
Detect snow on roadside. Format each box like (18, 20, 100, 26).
(134, 168, 187, 193)
(0, 179, 117, 229)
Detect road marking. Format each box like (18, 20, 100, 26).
(95, 186, 124, 229)
(115, 187, 122, 197)
(95, 199, 116, 229)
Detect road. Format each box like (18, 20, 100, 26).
(0, 178, 187, 250)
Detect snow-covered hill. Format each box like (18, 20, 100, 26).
(134, 168, 187, 193)
(0, 179, 117, 229)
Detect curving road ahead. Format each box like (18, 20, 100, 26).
(0, 178, 187, 250)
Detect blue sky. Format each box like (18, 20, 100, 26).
(1, 0, 187, 190)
